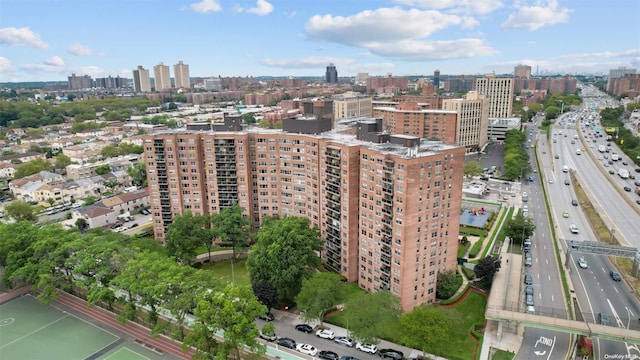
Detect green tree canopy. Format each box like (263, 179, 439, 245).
(165, 210, 211, 264)
(127, 162, 147, 187)
(14, 158, 53, 179)
(95, 164, 111, 175)
(345, 290, 402, 344)
(4, 201, 37, 222)
(211, 204, 251, 261)
(463, 160, 483, 179)
(247, 216, 323, 305)
(295, 272, 345, 325)
(400, 305, 452, 357)
(505, 211, 536, 245)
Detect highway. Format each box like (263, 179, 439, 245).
(546, 111, 640, 359)
(515, 120, 570, 359)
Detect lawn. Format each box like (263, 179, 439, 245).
(491, 349, 516, 360)
(199, 258, 251, 287)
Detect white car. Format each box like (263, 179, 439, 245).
(113, 226, 125, 233)
(316, 329, 335, 339)
(334, 336, 354, 347)
(570, 224, 579, 234)
(578, 257, 588, 269)
(356, 343, 378, 354)
(296, 344, 318, 356)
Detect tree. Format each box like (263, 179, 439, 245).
(504, 212, 536, 245)
(436, 270, 459, 299)
(463, 160, 483, 179)
(75, 218, 88, 231)
(95, 164, 111, 175)
(400, 306, 452, 357)
(211, 204, 250, 261)
(185, 284, 266, 360)
(295, 272, 345, 325)
(103, 178, 118, 190)
(165, 211, 209, 264)
(242, 113, 256, 124)
(473, 256, 501, 289)
(4, 201, 37, 222)
(345, 290, 401, 344)
(252, 282, 279, 311)
(54, 153, 72, 169)
(14, 158, 53, 179)
(128, 162, 147, 187)
(247, 217, 323, 305)
(100, 145, 121, 159)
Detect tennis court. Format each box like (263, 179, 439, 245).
(0, 295, 170, 360)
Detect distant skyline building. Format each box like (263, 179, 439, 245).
(173, 60, 190, 89)
(433, 69, 440, 88)
(94, 75, 127, 89)
(514, 65, 531, 79)
(442, 91, 489, 153)
(326, 63, 338, 83)
(153, 62, 171, 91)
(474, 75, 514, 118)
(332, 92, 372, 119)
(132, 66, 151, 93)
(203, 77, 222, 91)
(68, 73, 93, 90)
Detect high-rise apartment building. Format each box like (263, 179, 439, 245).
(68, 73, 93, 90)
(433, 69, 441, 88)
(333, 92, 373, 119)
(326, 63, 338, 83)
(475, 75, 514, 118)
(153, 62, 171, 91)
(372, 102, 458, 144)
(132, 66, 151, 93)
(143, 117, 464, 311)
(442, 92, 489, 153)
(174, 61, 190, 89)
(514, 65, 531, 79)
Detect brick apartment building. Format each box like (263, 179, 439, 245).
(372, 102, 459, 144)
(143, 117, 465, 310)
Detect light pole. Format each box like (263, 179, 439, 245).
(556, 100, 564, 114)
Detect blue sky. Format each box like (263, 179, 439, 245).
(1, 0, 638, 82)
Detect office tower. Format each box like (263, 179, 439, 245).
(326, 63, 338, 83)
(132, 66, 151, 93)
(153, 62, 171, 91)
(514, 65, 531, 79)
(174, 60, 190, 89)
(333, 92, 373, 119)
(475, 75, 514, 118)
(433, 69, 440, 88)
(442, 92, 489, 153)
(68, 73, 93, 90)
(143, 117, 465, 311)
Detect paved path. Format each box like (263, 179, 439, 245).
(56, 291, 195, 359)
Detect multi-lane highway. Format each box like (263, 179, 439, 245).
(545, 111, 640, 359)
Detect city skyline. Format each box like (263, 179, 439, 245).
(0, 0, 638, 83)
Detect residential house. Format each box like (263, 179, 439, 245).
(97, 188, 149, 215)
(0, 152, 47, 164)
(0, 162, 17, 179)
(71, 205, 117, 229)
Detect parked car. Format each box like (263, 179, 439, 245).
(259, 330, 277, 341)
(258, 312, 274, 321)
(296, 344, 318, 356)
(334, 336, 355, 347)
(127, 222, 139, 229)
(316, 329, 335, 339)
(356, 343, 378, 354)
(525, 285, 534, 295)
(276, 337, 296, 349)
(524, 274, 533, 285)
(295, 324, 314, 333)
(609, 270, 622, 281)
(526, 294, 534, 306)
(379, 348, 404, 360)
(318, 351, 340, 360)
(339, 357, 360, 360)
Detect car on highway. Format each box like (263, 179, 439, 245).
(564, 179, 570, 185)
(609, 270, 622, 281)
(555, 155, 559, 159)
(276, 338, 296, 349)
(334, 336, 355, 347)
(571, 199, 578, 206)
(578, 257, 588, 269)
(563, 211, 570, 218)
(637, 199, 640, 205)
(379, 348, 404, 360)
(608, 169, 615, 175)
(623, 161, 628, 165)
(524, 274, 533, 285)
(624, 186, 632, 192)
(570, 224, 579, 234)
(549, 179, 554, 184)
(295, 324, 314, 333)
(598, 312, 611, 325)
(316, 329, 335, 339)
(356, 343, 378, 354)
(318, 350, 340, 360)
(297, 344, 318, 356)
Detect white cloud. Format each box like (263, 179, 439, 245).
(0, 27, 48, 49)
(22, 56, 66, 74)
(261, 56, 355, 69)
(67, 44, 103, 56)
(243, 0, 273, 16)
(560, 49, 640, 60)
(393, 0, 504, 15)
(190, 0, 222, 13)
(0, 57, 13, 72)
(502, 0, 571, 30)
(367, 38, 498, 61)
(44, 56, 64, 67)
(306, 7, 467, 45)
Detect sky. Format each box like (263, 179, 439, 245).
(0, 0, 639, 82)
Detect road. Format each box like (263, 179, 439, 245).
(515, 121, 569, 359)
(547, 112, 640, 359)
